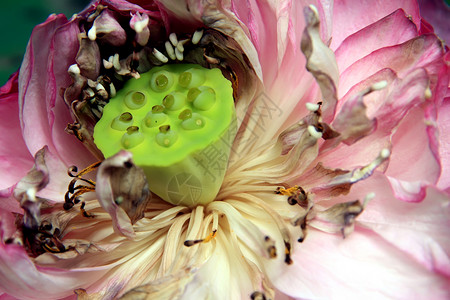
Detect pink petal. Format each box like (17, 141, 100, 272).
(437, 97, 450, 190)
(335, 9, 419, 73)
(345, 173, 450, 277)
(273, 228, 450, 299)
(386, 106, 441, 201)
(0, 72, 33, 190)
(0, 242, 109, 299)
(19, 14, 95, 171)
(330, 0, 420, 50)
(339, 34, 444, 98)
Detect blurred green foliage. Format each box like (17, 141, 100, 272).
(0, 0, 89, 85)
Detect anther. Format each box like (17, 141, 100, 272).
(192, 29, 203, 44)
(169, 32, 178, 46)
(165, 41, 176, 60)
(371, 80, 388, 91)
(425, 87, 432, 99)
(184, 230, 217, 247)
(113, 53, 121, 71)
(307, 125, 323, 139)
(88, 24, 97, 40)
(153, 48, 169, 63)
(264, 236, 277, 258)
(68, 64, 80, 75)
(175, 48, 183, 61)
(306, 102, 320, 112)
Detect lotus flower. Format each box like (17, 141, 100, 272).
(0, 0, 449, 299)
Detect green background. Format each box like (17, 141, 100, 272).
(0, 0, 90, 85)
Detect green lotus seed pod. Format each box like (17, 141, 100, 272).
(150, 71, 173, 92)
(163, 92, 186, 111)
(181, 112, 205, 130)
(111, 112, 133, 131)
(192, 86, 216, 111)
(124, 91, 147, 109)
(178, 68, 206, 88)
(142, 110, 168, 128)
(121, 126, 144, 149)
(93, 64, 236, 207)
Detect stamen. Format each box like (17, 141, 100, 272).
(80, 202, 94, 218)
(425, 87, 432, 99)
(371, 80, 388, 91)
(307, 125, 323, 139)
(153, 48, 169, 63)
(165, 41, 176, 60)
(305, 102, 320, 112)
(175, 48, 183, 61)
(192, 29, 203, 44)
(113, 53, 121, 71)
(184, 230, 217, 247)
(176, 42, 184, 53)
(88, 24, 97, 41)
(68, 64, 80, 75)
(349, 148, 390, 183)
(169, 32, 178, 46)
(265, 236, 277, 258)
(250, 291, 267, 300)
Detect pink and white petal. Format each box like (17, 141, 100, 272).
(273, 228, 450, 299)
(320, 69, 429, 170)
(19, 14, 94, 170)
(0, 243, 113, 300)
(437, 97, 450, 191)
(330, 0, 421, 50)
(385, 106, 441, 201)
(335, 9, 419, 73)
(339, 34, 444, 99)
(0, 72, 33, 190)
(330, 172, 450, 277)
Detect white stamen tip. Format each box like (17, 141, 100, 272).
(306, 102, 320, 112)
(380, 148, 390, 159)
(192, 30, 203, 44)
(175, 48, 184, 61)
(308, 4, 319, 15)
(307, 125, 322, 139)
(425, 87, 432, 99)
(133, 15, 148, 33)
(68, 64, 80, 75)
(371, 80, 388, 91)
(110, 82, 116, 97)
(113, 54, 121, 71)
(165, 41, 176, 60)
(88, 24, 97, 41)
(153, 48, 169, 63)
(176, 42, 184, 52)
(96, 83, 106, 91)
(103, 59, 113, 69)
(169, 33, 178, 46)
(363, 192, 376, 207)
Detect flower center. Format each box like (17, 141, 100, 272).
(93, 64, 236, 206)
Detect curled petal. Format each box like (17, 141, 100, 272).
(301, 5, 339, 122)
(96, 151, 151, 238)
(90, 9, 127, 46)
